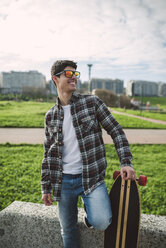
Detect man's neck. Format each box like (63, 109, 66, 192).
(58, 91, 73, 106)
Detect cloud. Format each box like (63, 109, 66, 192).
(0, 0, 166, 82)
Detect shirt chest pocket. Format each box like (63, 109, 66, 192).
(81, 117, 99, 133)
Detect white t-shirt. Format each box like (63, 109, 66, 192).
(62, 105, 83, 174)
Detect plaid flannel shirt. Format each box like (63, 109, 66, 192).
(41, 92, 133, 201)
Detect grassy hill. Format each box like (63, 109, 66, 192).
(0, 99, 166, 129)
(130, 96, 166, 109)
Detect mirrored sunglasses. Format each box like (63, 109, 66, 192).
(55, 70, 80, 79)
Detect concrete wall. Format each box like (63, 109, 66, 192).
(0, 201, 166, 248)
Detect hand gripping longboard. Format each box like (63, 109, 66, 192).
(104, 171, 147, 248)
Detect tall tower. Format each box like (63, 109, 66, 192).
(87, 64, 93, 93)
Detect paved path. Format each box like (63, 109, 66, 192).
(111, 110, 166, 125)
(0, 128, 166, 144)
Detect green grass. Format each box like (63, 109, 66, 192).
(0, 101, 54, 127)
(0, 144, 165, 215)
(112, 108, 166, 122)
(0, 100, 166, 129)
(112, 113, 166, 129)
(0, 144, 43, 210)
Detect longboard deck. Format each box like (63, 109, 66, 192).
(104, 175, 140, 248)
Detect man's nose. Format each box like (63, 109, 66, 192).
(71, 74, 76, 79)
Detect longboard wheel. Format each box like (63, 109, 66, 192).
(113, 171, 120, 180)
(138, 175, 147, 186)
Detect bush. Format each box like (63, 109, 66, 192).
(0, 93, 56, 102)
(119, 95, 131, 109)
(22, 86, 48, 98)
(0, 94, 22, 101)
(92, 89, 118, 107)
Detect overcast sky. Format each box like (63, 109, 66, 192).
(0, 0, 166, 85)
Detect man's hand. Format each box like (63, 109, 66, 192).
(120, 166, 136, 181)
(42, 193, 53, 206)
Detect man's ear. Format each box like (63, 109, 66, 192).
(52, 76, 58, 86)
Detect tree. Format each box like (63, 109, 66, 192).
(119, 95, 131, 109)
(92, 89, 118, 107)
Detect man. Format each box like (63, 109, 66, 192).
(41, 60, 136, 248)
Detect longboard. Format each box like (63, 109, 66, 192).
(104, 171, 147, 248)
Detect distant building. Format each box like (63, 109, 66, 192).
(77, 79, 82, 90)
(158, 82, 166, 97)
(48, 80, 57, 95)
(90, 78, 124, 94)
(126, 80, 159, 97)
(0, 71, 46, 94)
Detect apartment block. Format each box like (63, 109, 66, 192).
(126, 80, 159, 97)
(0, 71, 46, 94)
(90, 78, 124, 94)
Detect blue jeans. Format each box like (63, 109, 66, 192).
(57, 174, 112, 248)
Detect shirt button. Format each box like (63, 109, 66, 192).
(59, 128, 62, 132)
(61, 116, 63, 120)
(59, 179, 62, 183)
(59, 142, 62, 145)
(59, 155, 62, 159)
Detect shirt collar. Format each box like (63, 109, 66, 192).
(57, 91, 80, 109)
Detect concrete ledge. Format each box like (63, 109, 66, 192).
(0, 201, 166, 248)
